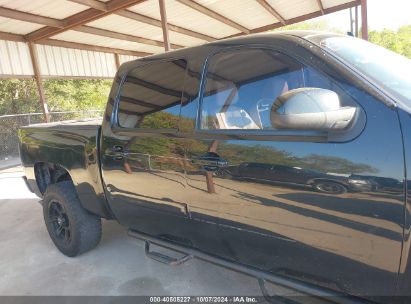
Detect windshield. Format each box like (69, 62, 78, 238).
(320, 36, 411, 107)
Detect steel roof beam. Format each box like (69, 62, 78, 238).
(75, 25, 183, 49)
(0, 5, 180, 50)
(253, 0, 360, 33)
(256, 0, 286, 26)
(39, 39, 152, 57)
(70, 0, 108, 11)
(0, 31, 152, 56)
(70, 0, 216, 42)
(116, 10, 215, 42)
(226, 0, 361, 38)
(28, 42, 50, 122)
(361, 0, 368, 40)
(175, 0, 250, 34)
(158, 0, 170, 51)
(316, 0, 325, 15)
(0, 31, 25, 42)
(25, 0, 146, 42)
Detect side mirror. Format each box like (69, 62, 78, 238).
(271, 88, 357, 131)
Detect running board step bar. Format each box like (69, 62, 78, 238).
(128, 229, 368, 304)
(144, 240, 193, 266)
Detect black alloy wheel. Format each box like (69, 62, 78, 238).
(48, 200, 71, 245)
(43, 181, 102, 257)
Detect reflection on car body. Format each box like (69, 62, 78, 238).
(219, 162, 373, 194)
(350, 175, 403, 193)
(18, 31, 411, 302)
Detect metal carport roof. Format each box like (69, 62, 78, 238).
(0, 0, 368, 121)
(0, 0, 364, 56)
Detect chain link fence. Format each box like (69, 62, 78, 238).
(0, 110, 103, 168)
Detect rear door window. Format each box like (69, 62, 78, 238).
(117, 59, 187, 130)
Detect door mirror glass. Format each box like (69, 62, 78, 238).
(271, 88, 357, 130)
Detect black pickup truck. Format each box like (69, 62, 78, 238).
(18, 31, 411, 302)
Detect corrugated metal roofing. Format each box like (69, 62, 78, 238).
(36, 44, 117, 77)
(267, 0, 318, 20)
(0, 0, 88, 19)
(196, 0, 279, 29)
(0, 40, 142, 77)
(0, 40, 33, 75)
(119, 54, 140, 65)
(87, 14, 207, 47)
(323, 0, 354, 9)
(0, 0, 360, 77)
(0, 16, 43, 35)
(53, 30, 165, 54)
(128, 0, 241, 38)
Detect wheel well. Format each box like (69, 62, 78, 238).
(34, 162, 72, 195)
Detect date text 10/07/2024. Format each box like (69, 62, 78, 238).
(149, 297, 259, 303)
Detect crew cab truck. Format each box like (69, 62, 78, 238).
(18, 31, 411, 303)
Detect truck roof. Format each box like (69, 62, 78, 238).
(119, 30, 345, 71)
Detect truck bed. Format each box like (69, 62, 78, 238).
(21, 118, 102, 129)
(18, 118, 112, 219)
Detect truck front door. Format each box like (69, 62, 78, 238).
(186, 46, 405, 298)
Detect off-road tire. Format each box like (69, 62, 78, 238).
(42, 181, 102, 257)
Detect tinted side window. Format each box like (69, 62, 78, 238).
(117, 59, 187, 129)
(200, 49, 357, 131)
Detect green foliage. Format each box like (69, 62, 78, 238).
(0, 79, 112, 116)
(138, 111, 180, 129)
(275, 20, 344, 33)
(44, 79, 112, 112)
(369, 25, 411, 59)
(277, 20, 411, 59)
(298, 154, 377, 174)
(0, 79, 40, 115)
(130, 138, 171, 156)
(218, 143, 295, 167)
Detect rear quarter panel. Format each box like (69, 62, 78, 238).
(18, 121, 112, 218)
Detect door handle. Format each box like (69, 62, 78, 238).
(192, 152, 228, 172)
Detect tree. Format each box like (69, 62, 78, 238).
(0, 79, 112, 116)
(276, 20, 411, 59)
(369, 25, 411, 59)
(275, 20, 344, 33)
(299, 154, 378, 174)
(44, 79, 112, 112)
(0, 79, 40, 115)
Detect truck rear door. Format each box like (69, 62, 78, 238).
(100, 59, 190, 241)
